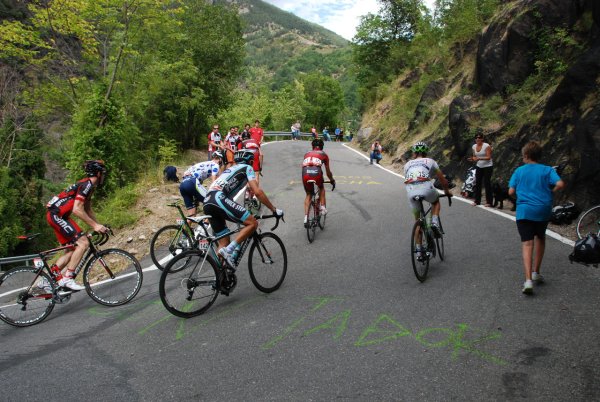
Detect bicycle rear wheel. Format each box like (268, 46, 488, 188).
(0, 267, 55, 327)
(83, 249, 143, 306)
(435, 219, 445, 261)
(318, 199, 326, 230)
(576, 205, 600, 239)
(159, 250, 219, 317)
(248, 232, 287, 293)
(306, 198, 317, 243)
(411, 221, 430, 282)
(150, 225, 194, 271)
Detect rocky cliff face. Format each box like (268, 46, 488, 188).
(361, 0, 600, 210)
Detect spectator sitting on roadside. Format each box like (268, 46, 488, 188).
(322, 126, 331, 141)
(370, 141, 383, 165)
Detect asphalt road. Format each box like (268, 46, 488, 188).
(1, 141, 599, 401)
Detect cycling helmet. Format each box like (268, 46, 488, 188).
(83, 160, 107, 177)
(234, 149, 255, 165)
(411, 141, 429, 154)
(211, 150, 225, 164)
(311, 138, 324, 150)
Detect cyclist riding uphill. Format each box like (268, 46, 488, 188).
(404, 142, 452, 230)
(203, 149, 284, 268)
(45, 160, 109, 291)
(179, 151, 224, 217)
(302, 138, 335, 228)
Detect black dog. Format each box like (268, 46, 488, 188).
(492, 178, 516, 211)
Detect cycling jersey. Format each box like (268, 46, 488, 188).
(403, 157, 440, 184)
(204, 164, 256, 235)
(225, 133, 241, 150)
(208, 131, 222, 152)
(242, 139, 262, 172)
(302, 150, 329, 192)
(46, 178, 95, 244)
(183, 161, 220, 183)
(208, 164, 256, 198)
(47, 178, 95, 217)
(404, 157, 441, 213)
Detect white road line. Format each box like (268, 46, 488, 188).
(341, 143, 574, 247)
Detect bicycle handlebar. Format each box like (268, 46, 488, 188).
(441, 193, 453, 207)
(323, 180, 335, 191)
(257, 213, 285, 231)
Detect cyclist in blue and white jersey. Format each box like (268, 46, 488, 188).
(179, 151, 224, 216)
(404, 142, 452, 229)
(203, 149, 283, 268)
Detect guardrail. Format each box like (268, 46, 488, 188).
(0, 253, 38, 271)
(263, 131, 353, 142)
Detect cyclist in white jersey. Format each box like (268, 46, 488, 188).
(178, 151, 224, 216)
(404, 142, 451, 229)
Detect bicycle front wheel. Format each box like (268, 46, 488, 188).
(411, 221, 430, 282)
(159, 250, 219, 317)
(150, 225, 194, 271)
(306, 198, 316, 243)
(576, 205, 600, 239)
(83, 249, 143, 306)
(249, 232, 287, 293)
(0, 267, 55, 327)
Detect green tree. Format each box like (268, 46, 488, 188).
(301, 72, 344, 129)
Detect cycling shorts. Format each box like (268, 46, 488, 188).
(516, 219, 548, 242)
(203, 191, 250, 235)
(406, 181, 439, 214)
(302, 166, 323, 193)
(179, 178, 206, 210)
(46, 211, 83, 245)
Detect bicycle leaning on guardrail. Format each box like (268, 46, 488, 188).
(0, 230, 143, 327)
(159, 213, 287, 318)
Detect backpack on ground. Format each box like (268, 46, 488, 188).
(163, 165, 179, 183)
(550, 202, 580, 225)
(569, 233, 600, 267)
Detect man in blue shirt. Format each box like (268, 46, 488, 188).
(509, 141, 564, 294)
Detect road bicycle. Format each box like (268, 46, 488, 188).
(150, 201, 211, 271)
(159, 213, 286, 318)
(0, 229, 143, 327)
(410, 194, 452, 282)
(306, 180, 335, 243)
(576, 204, 600, 239)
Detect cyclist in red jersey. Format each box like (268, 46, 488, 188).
(302, 139, 335, 227)
(45, 160, 109, 290)
(249, 119, 264, 144)
(242, 138, 263, 185)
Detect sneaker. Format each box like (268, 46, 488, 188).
(320, 206, 328, 216)
(303, 215, 309, 228)
(532, 272, 544, 283)
(37, 278, 52, 293)
(415, 245, 424, 262)
(522, 280, 533, 295)
(218, 247, 237, 269)
(58, 276, 85, 291)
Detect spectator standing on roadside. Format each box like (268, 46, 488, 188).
(468, 132, 493, 206)
(335, 127, 342, 142)
(291, 121, 301, 141)
(207, 124, 223, 160)
(370, 141, 383, 165)
(249, 119, 264, 144)
(311, 126, 318, 140)
(241, 124, 251, 141)
(509, 141, 564, 295)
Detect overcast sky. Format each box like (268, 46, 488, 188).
(262, 0, 436, 41)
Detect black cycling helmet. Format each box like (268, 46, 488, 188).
(83, 160, 107, 177)
(234, 149, 255, 165)
(411, 141, 429, 154)
(311, 138, 324, 150)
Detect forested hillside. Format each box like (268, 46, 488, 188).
(0, 0, 357, 257)
(352, 0, 600, 211)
